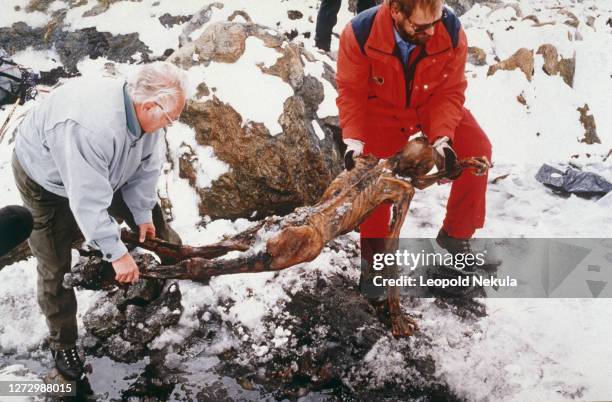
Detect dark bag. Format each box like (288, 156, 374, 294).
(0, 48, 39, 106)
(535, 164, 612, 198)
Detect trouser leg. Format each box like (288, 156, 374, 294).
(443, 109, 492, 239)
(108, 191, 182, 245)
(356, 0, 378, 13)
(12, 152, 80, 350)
(315, 0, 342, 51)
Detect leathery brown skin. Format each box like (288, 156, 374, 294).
(139, 137, 490, 337)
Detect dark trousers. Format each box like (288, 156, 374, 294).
(315, 0, 379, 51)
(12, 152, 180, 350)
(0, 205, 33, 257)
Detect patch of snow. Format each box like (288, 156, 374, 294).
(312, 119, 325, 140)
(191, 36, 293, 135)
(10, 47, 62, 73)
(0, 0, 50, 28)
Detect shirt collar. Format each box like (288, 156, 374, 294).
(393, 26, 415, 49)
(123, 82, 143, 139)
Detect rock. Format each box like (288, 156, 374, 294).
(158, 13, 193, 28)
(487, 48, 534, 81)
(44, 368, 95, 400)
(467, 46, 487, 66)
(577, 104, 600, 144)
(558, 9, 579, 28)
(82, 0, 125, 18)
(586, 16, 596, 28)
(122, 282, 183, 344)
(228, 10, 252, 23)
(0, 20, 152, 74)
(66, 250, 183, 363)
(522, 15, 540, 24)
(557, 57, 576, 88)
(536, 44, 575, 87)
(64, 252, 159, 290)
(178, 2, 225, 48)
(54, 27, 152, 73)
(445, 0, 478, 16)
(38, 66, 80, 86)
(537, 44, 559, 76)
(167, 22, 343, 220)
(84, 279, 182, 363)
(0, 241, 31, 271)
(25, 0, 53, 13)
(287, 10, 303, 20)
(218, 273, 463, 401)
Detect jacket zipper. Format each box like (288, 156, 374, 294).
(367, 44, 452, 108)
(404, 47, 425, 108)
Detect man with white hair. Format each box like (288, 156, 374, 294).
(11, 62, 188, 380)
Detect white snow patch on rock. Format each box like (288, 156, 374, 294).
(193, 36, 293, 135)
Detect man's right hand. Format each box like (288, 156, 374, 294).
(112, 252, 140, 283)
(343, 139, 364, 171)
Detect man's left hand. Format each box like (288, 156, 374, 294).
(138, 222, 156, 242)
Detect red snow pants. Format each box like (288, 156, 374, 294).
(360, 108, 492, 240)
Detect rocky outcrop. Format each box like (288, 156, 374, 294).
(536, 44, 575, 87)
(65, 253, 183, 363)
(487, 48, 534, 81)
(468, 46, 487, 66)
(168, 21, 343, 220)
(217, 273, 468, 401)
(577, 104, 600, 144)
(0, 20, 152, 74)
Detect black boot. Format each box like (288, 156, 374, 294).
(436, 229, 474, 264)
(51, 346, 85, 380)
(436, 228, 501, 272)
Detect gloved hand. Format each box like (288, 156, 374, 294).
(433, 136, 460, 180)
(343, 139, 364, 171)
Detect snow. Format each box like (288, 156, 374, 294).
(302, 55, 339, 118)
(312, 119, 326, 140)
(0, 0, 50, 29)
(189, 36, 293, 135)
(1, 0, 612, 400)
(10, 48, 62, 73)
(0, 259, 47, 352)
(62, 0, 206, 56)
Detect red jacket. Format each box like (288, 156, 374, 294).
(336, 4, 468, 148)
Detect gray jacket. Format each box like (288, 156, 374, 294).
(15, 77, 164, 261)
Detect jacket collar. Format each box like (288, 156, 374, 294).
(123, 82, 143, 140)
(366, 4, 453, 57)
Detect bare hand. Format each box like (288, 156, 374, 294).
(112, 252, 140, 283)
(138, 222, 156, 242)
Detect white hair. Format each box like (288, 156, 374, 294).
(127, 62, 189, 110)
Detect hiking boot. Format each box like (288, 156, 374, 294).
(436, 229, 475, 261)
(51, 346, 85, 380)
(436, 228, 501, 272)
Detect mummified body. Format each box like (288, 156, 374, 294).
(136, 137, 489, 336)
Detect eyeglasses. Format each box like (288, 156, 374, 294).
(407, 15, 442, 33)
(397, 5, 444, 33)
(155, 101, 176, 127)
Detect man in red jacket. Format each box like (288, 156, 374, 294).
(336, 0, 492, 271)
